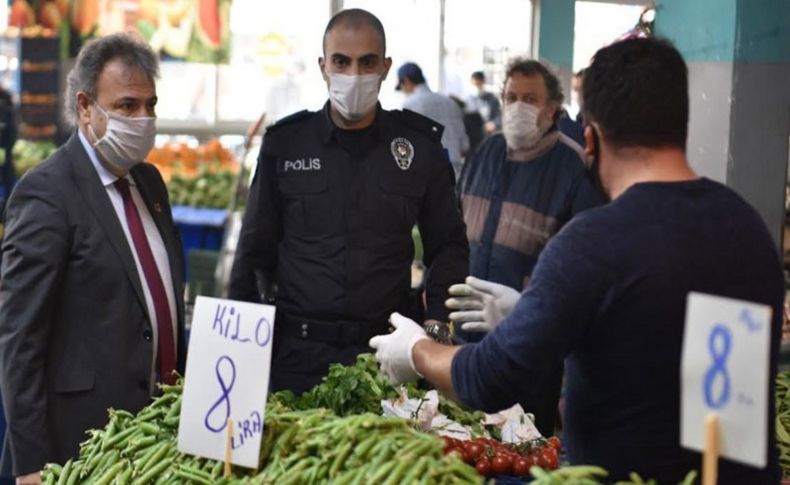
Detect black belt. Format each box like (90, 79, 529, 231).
(276, 313, 393, 346)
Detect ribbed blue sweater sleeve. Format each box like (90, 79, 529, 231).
(451, 213, 613, 412)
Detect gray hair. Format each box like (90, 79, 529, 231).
(64, 33, 159, 128)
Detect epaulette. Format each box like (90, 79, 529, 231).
(397, 109, 444, 141)
(265, 109, 312, 133)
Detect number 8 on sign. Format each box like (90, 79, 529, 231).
(703, 324, 731, 409)
(681, 292, 771, 467)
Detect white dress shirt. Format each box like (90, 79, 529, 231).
(78, 129, 177, 386)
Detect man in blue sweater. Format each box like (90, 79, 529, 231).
(369, 37, 782, 483)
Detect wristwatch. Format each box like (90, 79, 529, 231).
(424, 319, 454, 344)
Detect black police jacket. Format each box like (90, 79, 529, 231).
(229, 102, 469, 325)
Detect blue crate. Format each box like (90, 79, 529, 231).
(171, 205, 228, 279)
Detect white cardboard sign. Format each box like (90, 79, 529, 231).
(681, 292, 772, 468)
(177, 296, 275, 469)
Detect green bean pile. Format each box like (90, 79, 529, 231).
(41, 382, 482, 485)
(776, 370, 790, 477)
(527, 466, 697, 485)
(253, 407, 480, 484)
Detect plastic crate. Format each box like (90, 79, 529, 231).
(20, 99, 58, 125)
(171, 205, 228, 276)
(187, 249, 220, 303)
(20, 69, 58, 94)
(19, 36, 59, 63)
(178, 222, 224, 252)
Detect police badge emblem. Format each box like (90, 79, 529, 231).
(390, 137, 414, 170)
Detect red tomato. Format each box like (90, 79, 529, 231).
(547, 436, 562, 451)
(449, 447, 473, 465)
(442, 436, 456, 453)
(475, 458, 494, 477)
(498, 452, 514, 463)
(460, 447, 475, 465)
(512, 456, 532, 477)
(541, 449, 559, 470)
(464, 441, 485, 461)
(534, 451, 550, 468)
(491, 454, 512, 475)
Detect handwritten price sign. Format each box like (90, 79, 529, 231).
(681, 292, 771, 468)
(177, 296, 275, 468)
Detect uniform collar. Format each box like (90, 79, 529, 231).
(319, 100, 385, 144)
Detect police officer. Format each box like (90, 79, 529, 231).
(229, 8, 469, 393)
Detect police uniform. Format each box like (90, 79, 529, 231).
(229, 102, 469, 393)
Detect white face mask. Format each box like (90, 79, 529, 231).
(502, 101, 543, 150)
(89, 102, 156, 171)
(326, 72, 381, 122)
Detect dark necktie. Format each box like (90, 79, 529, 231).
(114, 178, 176, 385)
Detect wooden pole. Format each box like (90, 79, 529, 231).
(224, 417, 233, 478)
(703, 413, 719, 485)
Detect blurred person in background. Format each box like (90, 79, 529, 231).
(370, 37, 782, 484)
(466, 71, 501, 135)
(558, 68, 586, 146)
(0, 33, 185, 484)
(450, 94, 486, 156)
(397, 62, 469, 179)
(0, 84, 17, 276)
(0, 85, 17, 208)
(229, 9, 468, 394)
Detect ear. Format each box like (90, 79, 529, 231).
(583, 125, 595, 158)
(381, 56, 393, 81)
(76, 91, 92, 124)
(546, 103, 558, 122)
(318, 57, 328, 83)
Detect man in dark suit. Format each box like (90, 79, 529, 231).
(0, 33, 185, 484)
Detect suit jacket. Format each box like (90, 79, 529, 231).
(0, 133, 186, 475)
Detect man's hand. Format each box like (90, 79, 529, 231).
(445, 276, 521, 332)
(369, 312, 430, 385)
(16, 472, 42, 485)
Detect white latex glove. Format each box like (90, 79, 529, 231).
(369, 312, 430, 386)
(445, 276, 521, 332)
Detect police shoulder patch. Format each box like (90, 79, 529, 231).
(397, 109, 444, 141)
(265, 109, 313, 133)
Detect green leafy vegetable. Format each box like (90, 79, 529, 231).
(272, 353, 400, 416)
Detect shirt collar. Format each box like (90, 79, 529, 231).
(319, 100, 385, 144)
(78, 128, 134, 187)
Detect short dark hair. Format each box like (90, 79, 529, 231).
(398, 62, 425, 86)
(574, 68, 586, 79)
(471, 71, 485, 82)
(502, 58, 564, 121)
(323, 8, 386, 55)
(64, 33, 158, 127)
(582, 37, 688, 150)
